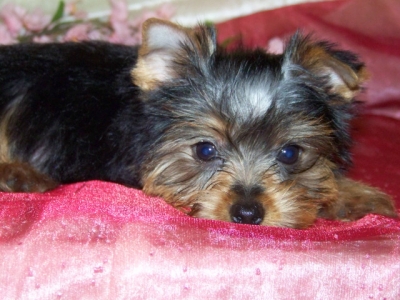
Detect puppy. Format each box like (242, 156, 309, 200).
(0, 18, 397, 228)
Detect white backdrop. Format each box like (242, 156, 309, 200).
(0, 0, 328, 25)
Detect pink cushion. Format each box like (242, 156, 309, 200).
(1, 0, 399, 298)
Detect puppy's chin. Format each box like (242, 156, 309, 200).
(184, 167, 333, 229)
(142, 152, 328, 229)
(143, 145, 398, 228)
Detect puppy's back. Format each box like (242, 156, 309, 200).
(0, 42, 142, 183)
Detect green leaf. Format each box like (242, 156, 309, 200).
(51, 1, 65, 23)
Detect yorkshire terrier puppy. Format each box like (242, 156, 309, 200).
(0, 18, 397, 228)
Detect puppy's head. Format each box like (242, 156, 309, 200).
(133, 19, 393, 228)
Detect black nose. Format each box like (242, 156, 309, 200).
(229, 202, 265, 225)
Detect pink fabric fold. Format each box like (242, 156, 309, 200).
(1, 0, 400, 299)
(1, 180, 399, 299)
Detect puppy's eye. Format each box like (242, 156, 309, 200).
(277, 145, 300, 165)
(195, 142, 217, 161)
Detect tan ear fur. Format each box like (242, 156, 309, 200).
(131, 18, 216, 91)
(301, 46, 369, 100)
(286, 35, 370, 101)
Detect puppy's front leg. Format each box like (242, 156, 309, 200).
(319, 177, 398, 221)
(0, 162, 58, 193)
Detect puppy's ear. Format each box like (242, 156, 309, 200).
(318, 177, 398, 221)
(283, 33, 369, 101)
(132, 18, 217, 90)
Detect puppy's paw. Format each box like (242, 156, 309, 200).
(0, 162, 58, 193)
(318, 177, 398, 221)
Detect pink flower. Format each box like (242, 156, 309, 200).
(63, 23, 91, 42)
(0, 3, 26, 36)
(109, 0, 128, 24)
(0, 24, 16, 44)
(108, 0, 141, 45)
(266, 37, 284, 54)
(87, 29, 106, 41)
(0, 1, 174, 45)
(23, 9, 51, 32)
(108, 22, 139, 45)
(65, 1, 88, 19)
(32, 35, 53, 43)
(154, 4, 176, 20)
(129, 4, 175, 29)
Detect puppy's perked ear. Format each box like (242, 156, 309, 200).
(131, 18, 217, 90)
(283, 33, 369, 101)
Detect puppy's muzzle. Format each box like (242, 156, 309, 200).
(229, 201, 265, 225)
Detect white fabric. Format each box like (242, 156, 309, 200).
(0, 0, 329, 25)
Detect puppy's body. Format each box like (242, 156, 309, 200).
(0, 42, 155, 187)
(0, 19, 397, 228)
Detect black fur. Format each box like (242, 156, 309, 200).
(0, 35, 357, 185)
(0, 42, 155, 186)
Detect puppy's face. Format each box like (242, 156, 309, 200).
(133, 19, 396, 228)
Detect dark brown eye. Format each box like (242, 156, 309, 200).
(195, 142, 217, 161)
(277, 145, 300, 165)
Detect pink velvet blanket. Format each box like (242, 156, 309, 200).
(1, 0, 399, 299)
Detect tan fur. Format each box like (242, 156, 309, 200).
(293, 44, 369, 101)
(131, 19, 189, 90)
(0, 99, 16, 163)
(0, 162, 58, 192)
(143, 155, 338, 228)
(0, 97, 58, 192)
(319, 177, 398, 220)
(131, 58, 164, 91)
(131, 18, 215, 91)
(141, 112, 359, 228)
